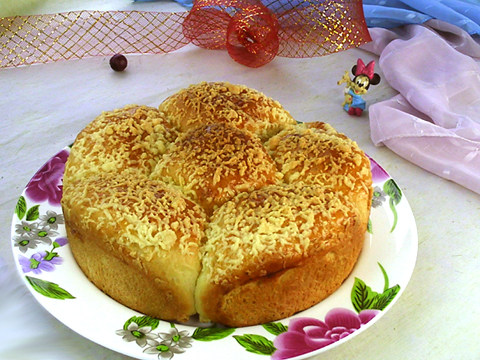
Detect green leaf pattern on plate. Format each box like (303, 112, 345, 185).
(26, 276, 75, 299)
(351, 262, 400, 313)
(116, 263, 401, 359)
(370, 176, 403, 234)
(26, 204, 40, 221)
(15, 195, 27, 220)
(262, 322, 288, 336)
(383, 179, 403, 232)
(233, 334, 276, 355)
(192, 326, 235, 341)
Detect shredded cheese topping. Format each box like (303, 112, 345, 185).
(265, 122, 372, 196)
(63, 105, 176, 186)
(159, 82, 297, 139)
(62, 174, 206, 261)
(202, 184, 358, 284)
(150, 123, 281, 214)
(62, 81, 372, 287)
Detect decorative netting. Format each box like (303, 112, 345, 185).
(0, 0, 370, 68)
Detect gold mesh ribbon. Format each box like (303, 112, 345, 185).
(0, 11, 189, 67)
(0, 1, 370, 68)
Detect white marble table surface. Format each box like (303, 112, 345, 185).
(1, 1, 479, 360)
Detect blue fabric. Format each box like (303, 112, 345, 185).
(134, 0, 194, 8)
(363, 0, 480, 35)
(363, 5, 433, 29)
(134, 0, 480, 35)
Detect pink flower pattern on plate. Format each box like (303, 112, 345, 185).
(272, 308, 379, 359)
(25, 149, 69, 205)
(368, 155, 390, 182)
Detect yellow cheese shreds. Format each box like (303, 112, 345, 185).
(201, 183, 357, 285)
(150, 123, 281, 214)
(63, 105, 177, 185)
(61, 82, 373, 300)
(265, 122, 372, 192)
(158, 82, 297, 140)
(63, 174, 207, 261)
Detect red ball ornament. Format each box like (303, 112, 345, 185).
(109, 54, 128, 71)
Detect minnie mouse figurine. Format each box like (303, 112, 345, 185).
(337, 58, 381, 116)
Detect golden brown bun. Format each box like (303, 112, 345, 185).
(195, 184, 364, 326)
(150, 123, 280, 215)
(158, 82, 297, 139)
(63, 105, 176, 186)
(62, 174, 207, 322)
(265, 122, 372, 225)
(62, 82, 372, 327)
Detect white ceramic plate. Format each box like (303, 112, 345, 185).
(11, 147, 417, 360)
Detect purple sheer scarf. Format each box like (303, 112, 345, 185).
(363, 20, 480, 194)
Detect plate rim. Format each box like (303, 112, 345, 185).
(10, 146, 418, 360)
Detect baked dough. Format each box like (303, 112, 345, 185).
(61, 81, 372, 327)
(150, 123, 280, 215)
(61, 174, 206, 321)
(158, 81, 297, 139)
(265, 122, 372, 226)
(63, 105, 176, 186)
(195, 184, 365, 326)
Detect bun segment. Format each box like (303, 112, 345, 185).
(61, 174, 206, 321)
(150, 123, 280, 215)
(196, 184, 365, 327)
(62, 82, 372, 327)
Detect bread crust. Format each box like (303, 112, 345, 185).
(61, 174, 206, 322)
(66, 225, 198, 321)
(159, 82, 297, 139)
(195, 184, 365, 326)
(150, 123, 280, 215)
(63, 105, 176, 187)
(266, 122, 372, 225)
(196, 230, 364, 327)
(62, 82, 372, 327)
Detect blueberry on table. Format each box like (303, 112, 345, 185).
(109, 54, 128, 71)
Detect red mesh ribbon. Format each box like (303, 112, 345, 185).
(184, 0, 280, 67)
(183, 0, 371, 67)
(0, 0, 370, 69)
